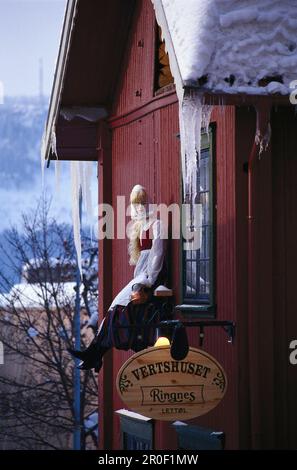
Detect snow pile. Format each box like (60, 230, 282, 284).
(152, 0, 297, 95)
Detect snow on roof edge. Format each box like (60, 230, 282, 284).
(154, 0, 297, 98)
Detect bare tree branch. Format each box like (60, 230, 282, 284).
(0, 199, 98, 450)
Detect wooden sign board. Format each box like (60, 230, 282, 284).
(116, 346, 227, 421)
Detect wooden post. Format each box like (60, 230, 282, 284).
(97, 120, 113, 450)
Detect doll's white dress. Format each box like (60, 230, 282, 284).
(109, 218, 166, 309)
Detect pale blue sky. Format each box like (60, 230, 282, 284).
(0, 0, 66, 97)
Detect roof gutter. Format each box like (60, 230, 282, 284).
(42, 0, 79, 164)
(184, 88, 290, 107)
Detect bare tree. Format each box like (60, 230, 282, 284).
(0, 200, 98, 450)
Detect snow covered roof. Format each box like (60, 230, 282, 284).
(152, 0, 297, 96)
(0, 282, 77, 309)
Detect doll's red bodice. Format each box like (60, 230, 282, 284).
(140, 228, 152, 251)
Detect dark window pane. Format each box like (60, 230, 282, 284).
(123, 432, 151, 450)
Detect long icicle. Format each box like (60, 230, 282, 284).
(71, 161, 82, 277)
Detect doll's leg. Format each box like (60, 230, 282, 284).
(68, 317, 105, 359)
(68, 304, 134, 371)
(77, 345, 110, 373)
(68, 316, 111, 372)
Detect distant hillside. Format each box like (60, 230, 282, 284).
(0, 96, 48, 189)
(0, 96, 93, 291)
(0, 96, 48, 290)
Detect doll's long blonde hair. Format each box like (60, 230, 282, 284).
(128, 185, 147, 265)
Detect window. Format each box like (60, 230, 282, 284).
(117, 410, 154, 450)
(173, 423, 225, 450)
(154, 26, 174, 91)
(122, 432, 151, 450)
(182, 127, 215, 311)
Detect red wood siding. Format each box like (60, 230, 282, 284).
(183, 107, 238, 450)
(235, 107, 253, 449)
(112, 0, 156, 118)
(99, 1, 240, 447)
(98, 0, 297, 452)
(153, 103, 181, 297)
(104, 102, 240, 450)
(110, 104, 181, 450)
(234, 106, 297, 449)
(211, 104, 297, 451)
(99, 0, 240, 447)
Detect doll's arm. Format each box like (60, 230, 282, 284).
(140, 219, 166, 287)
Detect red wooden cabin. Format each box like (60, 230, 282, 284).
(43, 0, 297, 450)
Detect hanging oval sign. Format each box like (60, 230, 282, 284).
(116, 346, 227, 421)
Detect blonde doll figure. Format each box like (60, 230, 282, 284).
(68, 184, 168, 371)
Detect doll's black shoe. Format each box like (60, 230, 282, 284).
(67, 348, 87, 360)
(78, 355, 103, 373)
(67, 332, 100, 361)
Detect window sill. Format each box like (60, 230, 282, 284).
(175, 304, 216, 318)
(115, 409, 153, 422)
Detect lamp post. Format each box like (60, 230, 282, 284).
(73, 189, 82, 450)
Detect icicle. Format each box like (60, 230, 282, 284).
(50, 127, 58, 158)
(202, 104, 213, 137)
(40, 128, 47, 187)
(178, 90, 205, 242)
(177, 89, 214, 251)
(55, 160, 61, 193)
(255, 123, 271, 156)
(219, 95, 225, 116)
(71, 161, 95, 275)
(255, 103, 272, 157)
(180, 90, 203, 201)
(79, 161, 93, 234)
(151, 0, 213, 247)
(71, 161, 82, 277)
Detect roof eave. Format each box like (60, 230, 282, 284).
(42, 0, 79, 163)
(183, 84, 291, 106)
